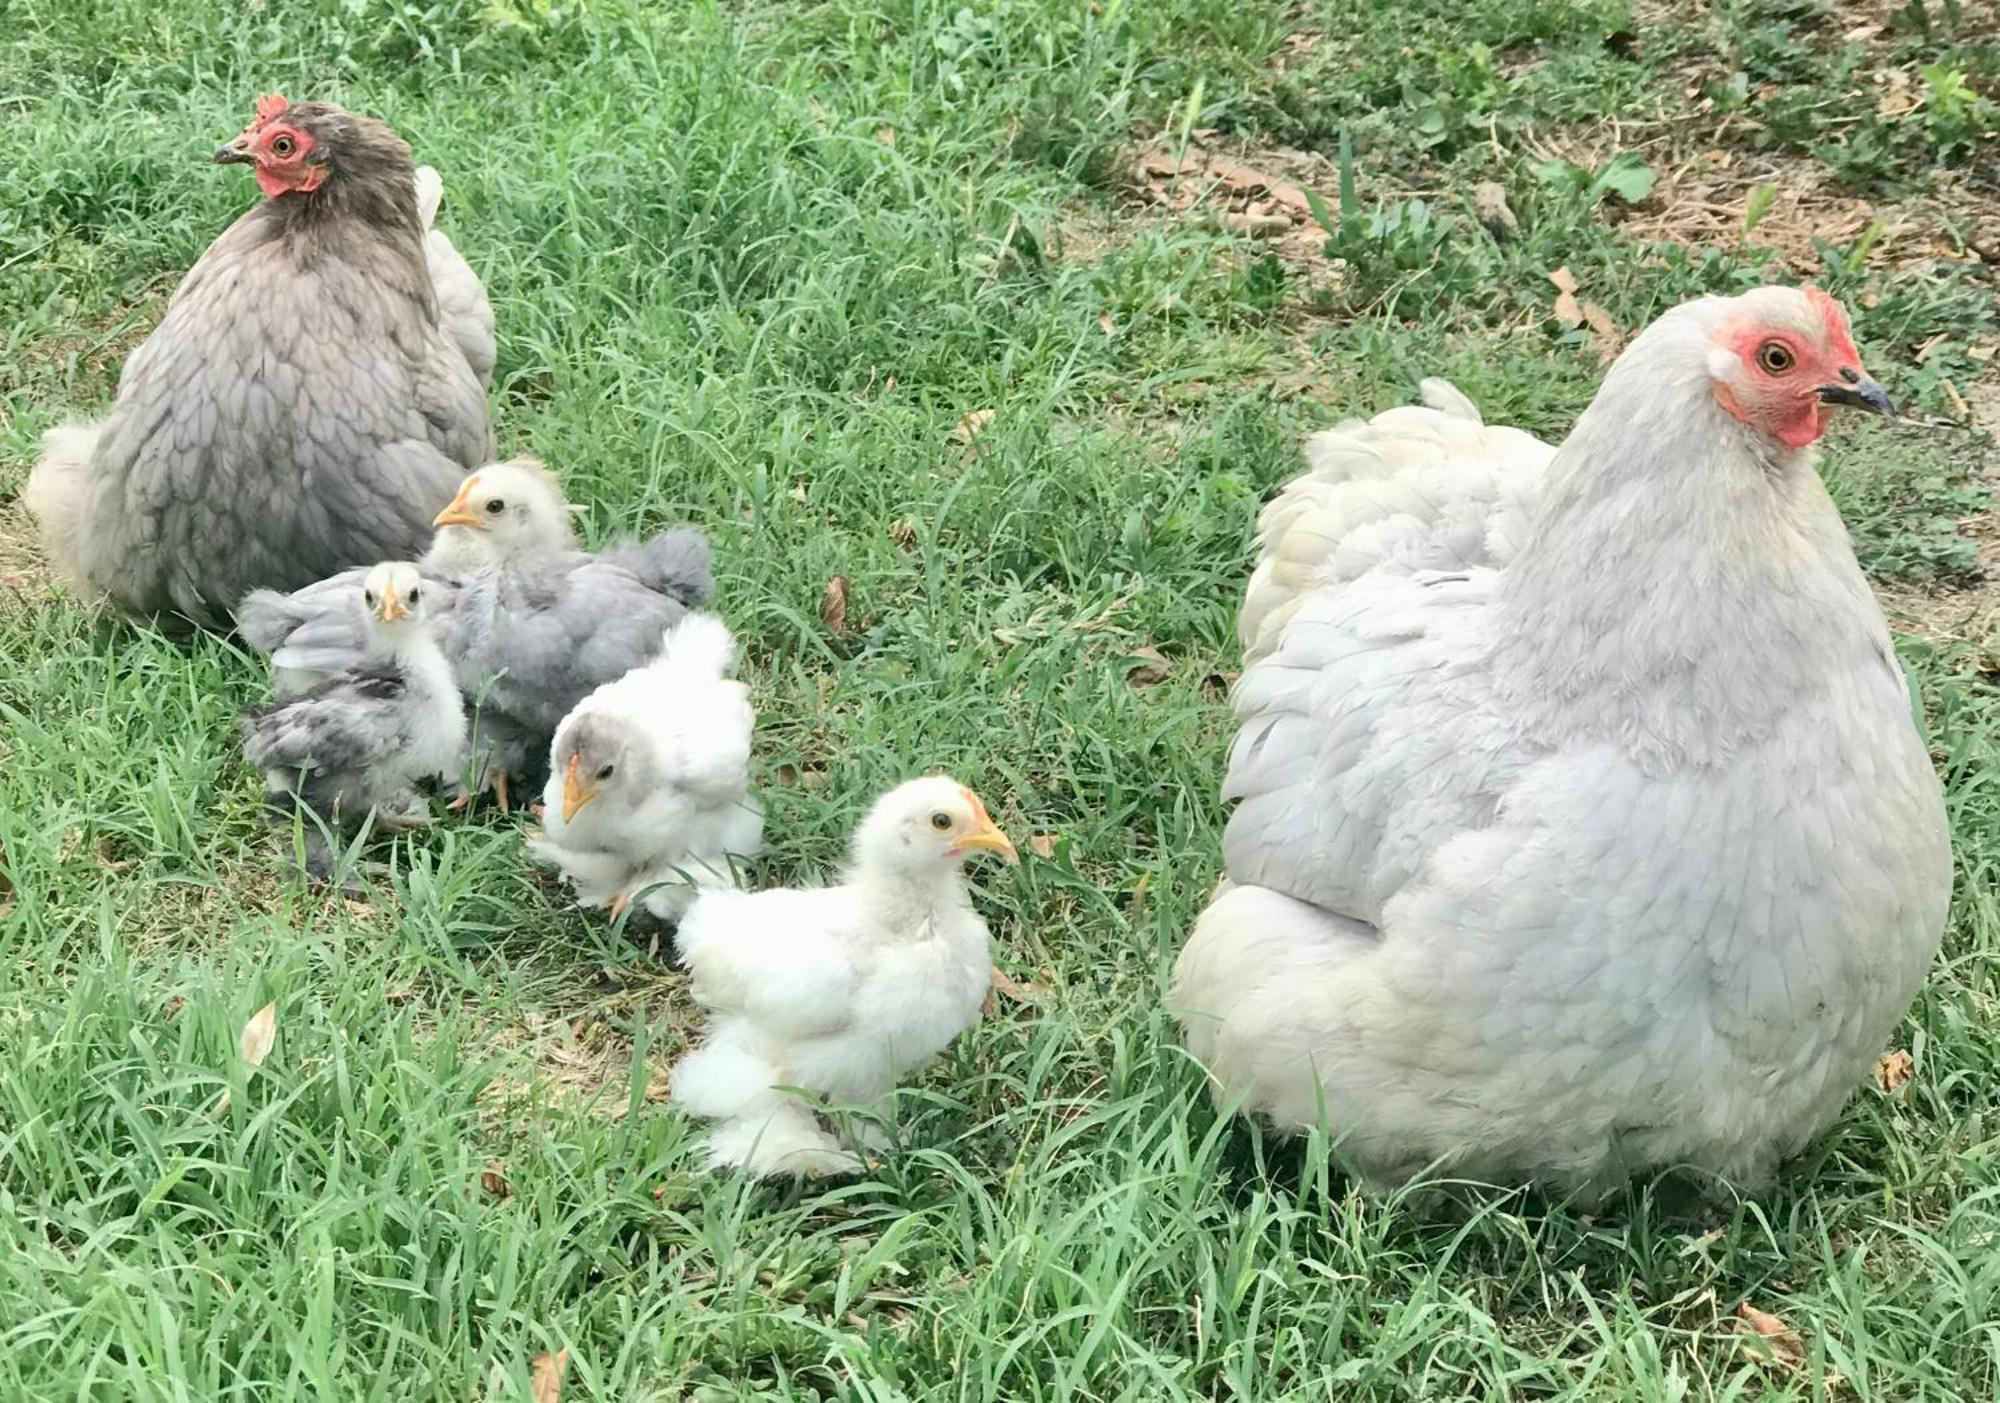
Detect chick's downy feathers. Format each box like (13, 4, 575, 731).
(241, 561, 467, 881)
(528, 612, 764, 920)
(236, 457, 574, 696)
(670, 776, 1016, 1178)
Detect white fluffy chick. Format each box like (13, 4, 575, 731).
(526, 613, 763, 921)
(670, 776, 1017, 1178)
(240, 561, 467, 883)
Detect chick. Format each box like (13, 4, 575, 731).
(235, 457, 574, 697)
(239, 457, 715, 813)
(669, 776, 1017, 1177)
(526, 613, 763, 922)
(447, 521, 712, 811)
(240, 562, 467, 884)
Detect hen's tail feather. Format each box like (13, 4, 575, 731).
(413, 165, 444, 229)
(1172, 881, 1381, 1127)
(414, 165, 498, 389)
(1237, 382, 1551, 659)
(23, 421, 100, 592)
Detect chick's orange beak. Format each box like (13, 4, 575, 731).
(432, 475, 485, 530)
(560, 754, 600, 824)
(948, 788, 1018, 864)
(372, 578, 408, 623)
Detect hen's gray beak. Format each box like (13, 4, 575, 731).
(1817, 373, 1897, 418)
(213, 138, 254, 165)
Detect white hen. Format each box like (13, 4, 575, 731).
(671, 777, 1017, 1177)
(527, 612, 763, 921)
(1174, 286, 1951, 1197)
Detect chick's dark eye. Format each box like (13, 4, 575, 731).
(271, 135, 295, 158)
(405, 587, 420, 605)
(363, 592, 377, 607)
(930, 812, 953, 831)
(597, 764, 615, 780)
(1757, 341, 1796, 375)
(485, 498, 505, 514)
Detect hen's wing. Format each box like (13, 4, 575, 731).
(414, 166, 497, 391)
(1239, 379, 1549, 662)
(677, 888, 863, 1039)
(1219, 382, 1556, 924)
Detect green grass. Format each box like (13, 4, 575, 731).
(3, 0, 1999, 1397)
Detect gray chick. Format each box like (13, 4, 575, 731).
(242, 561, 467, 884)
(447, 521, 714, 813)
(236, 457, 574, 696)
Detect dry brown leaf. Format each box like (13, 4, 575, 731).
(212, 999, 278, 1115)
(239, 1001, 278, 1068)
(889, 518, 917, 547)
(820, 576, 850, 636)
(989, 965, 1050, 1006)
(1207, 159, 1312, 215)
(874, 125, 896, 148)
(952, 408, 995, 445)
(1097, 312, 1116, 337)
(1221, 211, 1291, 238)
(788, 482, 808, 504)
(1875, 1049, 1915, 1095)
(1128, 870, 1151, 927)
(1549, 266, 1583, 328)
(1125, 645, 1171, 687)
(1581, 302, 1623, 364)
(480, 1164, 512, 1200)
(1026, 833, 1058, 860)
(1735, 1302, 1806, 1371)
(530, 1348, 569, 1403)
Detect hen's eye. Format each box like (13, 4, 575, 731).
(271, 135, 296, 158)
(1757, 341, 1796, 375)
(363, 592, 377, 607)
(485, 498, 505, 514)
(405, 587, 420, 605)
(597, 764, 615, 781)
(930, 812, 953, 831)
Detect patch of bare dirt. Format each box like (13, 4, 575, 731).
(0, 495, 56, 614)
(478, 957, 698, 1123)
(1113, 131, 1352, 291)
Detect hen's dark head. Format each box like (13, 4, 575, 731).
(213, 95, 413, 202)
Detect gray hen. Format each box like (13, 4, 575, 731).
(242, 562, 467, 883)
(24, 95, 494, 631)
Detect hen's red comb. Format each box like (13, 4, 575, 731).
(253, 93, 290, 125)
